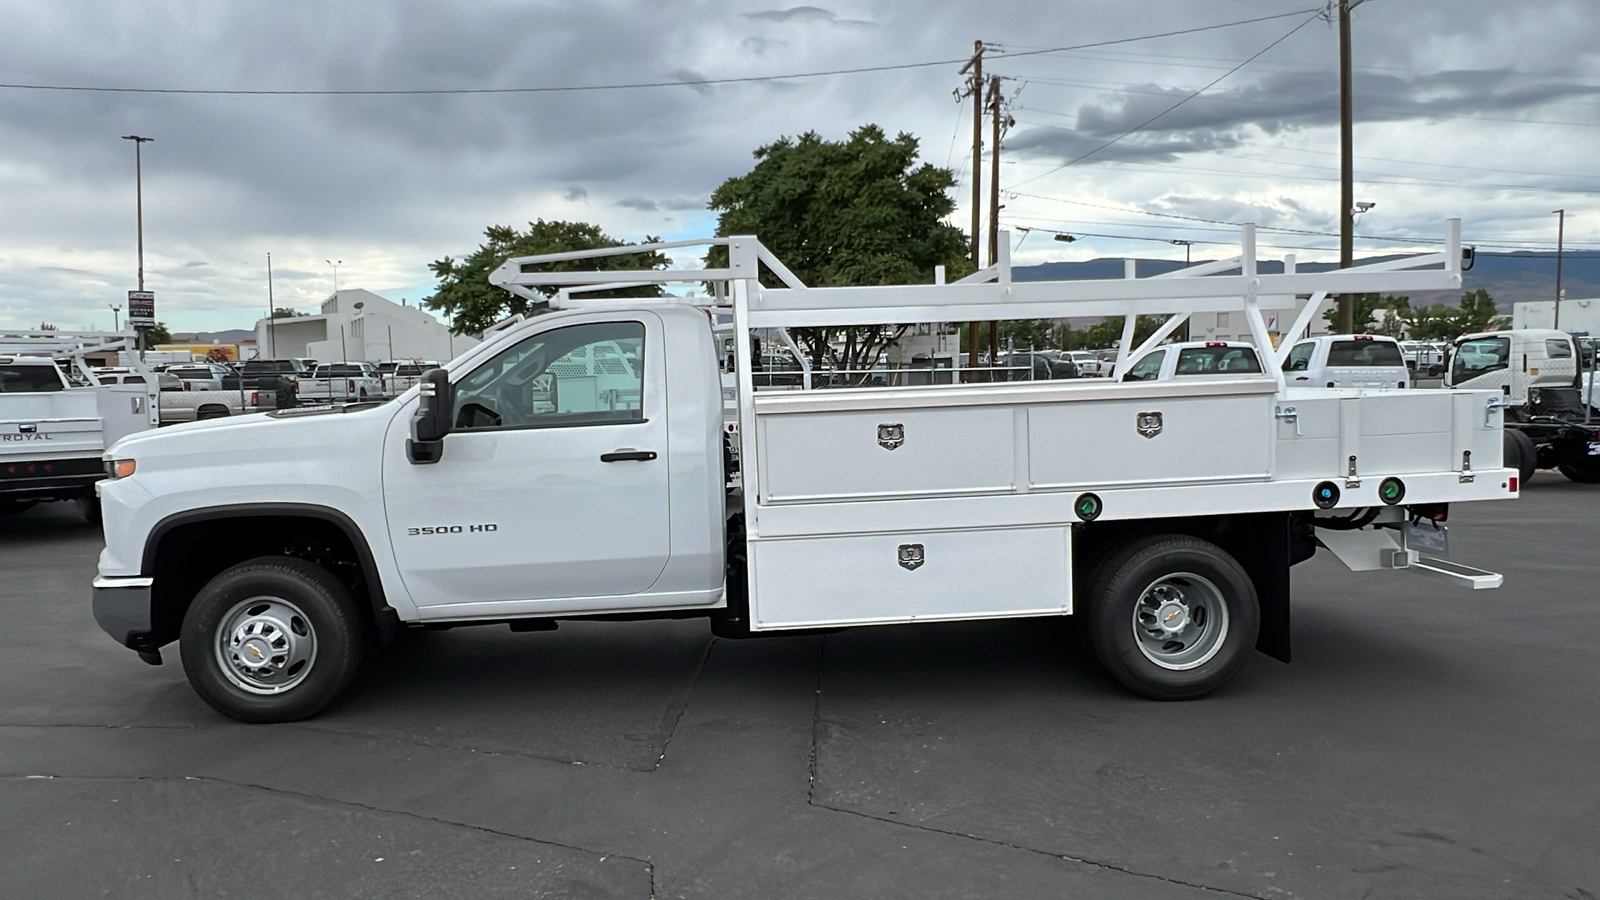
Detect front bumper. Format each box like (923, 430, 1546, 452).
(92, 576, 155, 651)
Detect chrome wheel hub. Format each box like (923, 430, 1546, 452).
(215, 596, 317, 695)
(1132, 573, 1229, 671)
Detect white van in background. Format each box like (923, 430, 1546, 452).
(1282, 335, 1411, 389)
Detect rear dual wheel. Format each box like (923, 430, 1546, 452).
(1085, 536, 1259, 700)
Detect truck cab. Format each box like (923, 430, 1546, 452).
(1281, 335, 1410, 389)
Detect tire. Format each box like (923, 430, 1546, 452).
(1504, 429, 1537, 484)
(1084, 535, 1259, 700)
(77, 490, 102, 526)
(179, 556, 366, 723)
(1559, 454, 1600, 484)
(196, 405, 230, 420)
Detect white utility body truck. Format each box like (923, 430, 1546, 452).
(92, 223, 1517, 723)
(2, 330, 157, 520)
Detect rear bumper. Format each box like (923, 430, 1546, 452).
(92, 576, 154, 649)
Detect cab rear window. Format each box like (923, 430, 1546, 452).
(1174, 346, 1261, 375)
(0, 364, 65, 392)
(1327, 340, 1404, 367)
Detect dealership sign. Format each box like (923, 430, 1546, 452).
(127, 290, 155, 328)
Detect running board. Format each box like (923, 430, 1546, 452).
(1409, 556, 1503, 590)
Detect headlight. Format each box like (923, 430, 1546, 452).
(105, 459, 136, 479)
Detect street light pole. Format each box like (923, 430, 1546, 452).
(1553, 208, 1566, 329)
(109, 304, 121, 333)
(121, 135, 153, 292)
(1170, 240, 1193, 265)
(326, 259, 343, 302)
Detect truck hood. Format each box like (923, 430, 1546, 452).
(107, 401, 401, 460)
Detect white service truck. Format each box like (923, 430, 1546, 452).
(92, 223, 1518, 723)
(1444, 328, 1600, 483)
(2, 331, 157, 521)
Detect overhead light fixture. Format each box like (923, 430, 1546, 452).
(1052, 234, 1076, 243)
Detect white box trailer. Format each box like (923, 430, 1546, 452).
(91, 221, 1517, 723)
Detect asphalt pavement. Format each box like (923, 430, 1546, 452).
(1, 479, 1596, 899)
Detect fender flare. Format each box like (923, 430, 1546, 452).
(142, 502, 402, 641)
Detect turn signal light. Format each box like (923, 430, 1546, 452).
(107, 459, 136, 479)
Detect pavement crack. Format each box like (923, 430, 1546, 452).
(814, 801, 1271, 899)
(652, 636, 715, 770)
(3, 773, 658, 877)
(806, 634, 827, 805)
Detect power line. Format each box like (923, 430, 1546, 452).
(0, 10, 1321, 97)
(1008, 11, 1323, 190)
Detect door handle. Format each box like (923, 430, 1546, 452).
(601, 449, 657, 462)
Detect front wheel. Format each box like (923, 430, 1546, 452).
(179, 556, 366, 722)
(1084, 535, 1259, 700)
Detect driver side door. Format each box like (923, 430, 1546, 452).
(382, 314, 671, 617)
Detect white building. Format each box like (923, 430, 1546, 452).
(253, 289, 475, 364)
(1186, 292, 1333, 346)
(1514, 298, 1600, 333)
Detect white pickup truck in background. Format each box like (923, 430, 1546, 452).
(1281, 334, 1412, 389)
(1120, 341, 1264, 382)
(1, 331, 157, 520)
(300, 362, 384, 403)
(378, 361, 437, 397)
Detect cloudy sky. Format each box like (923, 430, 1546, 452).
(3, 0, 1599, 333)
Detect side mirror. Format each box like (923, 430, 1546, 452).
(408, 368, 453, 464)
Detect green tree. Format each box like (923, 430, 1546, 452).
(707, 125, 972, 378)
(271, 307, 303, 319)
(425, 220, 669, 335)
(1323, 293, 1410, 334)
(142, 321, 172, 344)
(1454, 288, 1506, 335)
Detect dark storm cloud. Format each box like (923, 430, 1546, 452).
(1007, 68, 1600, 165)
(3, 0, 1599, 329)
(742, 7, 875, 26)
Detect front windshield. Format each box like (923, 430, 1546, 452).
(1451, 336, 1510, 382)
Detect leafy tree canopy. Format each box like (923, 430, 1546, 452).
(426, 220, 668, 335)
(142, 321, 172, 345)
(708, 124, 972, 287)
(708, 125, 972, 376)
(1320, 289, 1506, 340)
(270, 307, 303, 319)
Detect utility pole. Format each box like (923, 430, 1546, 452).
(1554, 208, 1566, 329)
(266, 252, 276, 359)
(958, 41, 985, 375)
(987, 72, 1006, 364)
(1336, 0, 1366, 334)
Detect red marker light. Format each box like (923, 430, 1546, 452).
(1509, 476, 1519, 492)
(1354, 335, 1374, 341)
(1205, 342, 1228, 347)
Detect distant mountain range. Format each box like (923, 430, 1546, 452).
(1015, 250, 1600, 310)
